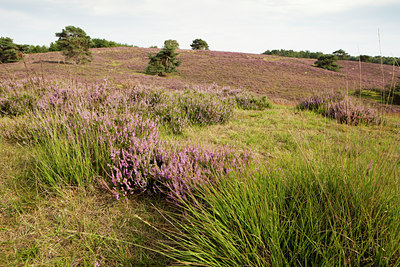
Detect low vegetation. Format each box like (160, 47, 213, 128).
(298, 93, 381, 125)
(352, 80, 400, 106)
(1, 46, 399, 266)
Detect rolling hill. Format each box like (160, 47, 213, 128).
(1, 47, 398, 102)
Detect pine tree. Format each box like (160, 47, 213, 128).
(190, 39, 209, 50)
(164, 39, 179, 50)
(145, 42, 181, 76)
(314, 55, 341, 71)
(333, 49, 349, 60)
(0, 37, 20, 63)
(55, 26, 93, 64)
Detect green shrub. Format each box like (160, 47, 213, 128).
(234, 93, 270, 110)
(332, 49, 349, 60)
(0, 94, 36, 116)
(0, 37, 21, 63)
(314, 55, 341, 71)
(145, 42, 181, 76)
(190, 39, 209, 50)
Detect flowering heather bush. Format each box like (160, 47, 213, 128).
(0, 93, 36, 116)
(75, 109, 251, 201)
(153, 100, 188, 134)
(108, 130, 251, 201)
(1, 77, 270, 135)
(298, 93, 381, 125)
(82, 110, 251, 201)
(122, 85, 246, 133)
(232, 92, 270, 110)
(1, 78, 254, 200)
(18, 93, 252, 201)
(191, 84, 271, 110)
(178, 90, 234, 126)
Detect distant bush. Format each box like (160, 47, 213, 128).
(190, 39, 209, 50)
(90, 38, 132, 48)
(359, 55, 372, 63)
(314, 55, 341, 72)
(0, 37, 21, 63)
(49, 42, 60, 52)
(298, 93, 381, 125)
(262, 49, 324, 59)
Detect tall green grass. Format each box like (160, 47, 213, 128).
(162, 143, 400, 266)
(31, 111, 110, 190)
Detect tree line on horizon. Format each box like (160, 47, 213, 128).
(0, 25, 210, 64)
(0, 26, 209, 79)
(262, 49, 399, 66)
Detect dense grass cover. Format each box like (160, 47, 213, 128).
(163, 146, 400, 266)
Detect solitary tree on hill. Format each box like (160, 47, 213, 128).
(190, 39, 209, 50)
(145, 41, 181, 76)
(0, 37, 21, 63)
(55, 26, 93, 64)
(314, 55, 341, 71)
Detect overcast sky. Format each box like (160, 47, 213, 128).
(1, 0, 399, 57)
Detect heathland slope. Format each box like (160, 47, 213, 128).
(1, 47, 399, 266)
(1, 47, 398, 101)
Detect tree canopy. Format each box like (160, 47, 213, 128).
(332, 49, 349, 60)
(359, 55, 372, 63)
(164, 39, 179, 50)
(145, 41, 181, 76)
(190, 39, 209, 50)
(55, 26, 93, 64)
(314, 55, 341, 72)
(0, 37, 21, 63)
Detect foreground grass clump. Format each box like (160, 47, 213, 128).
(163, 146, 400, 266)
(298, 93, 381, 125)
(0, 140, 170, 265)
